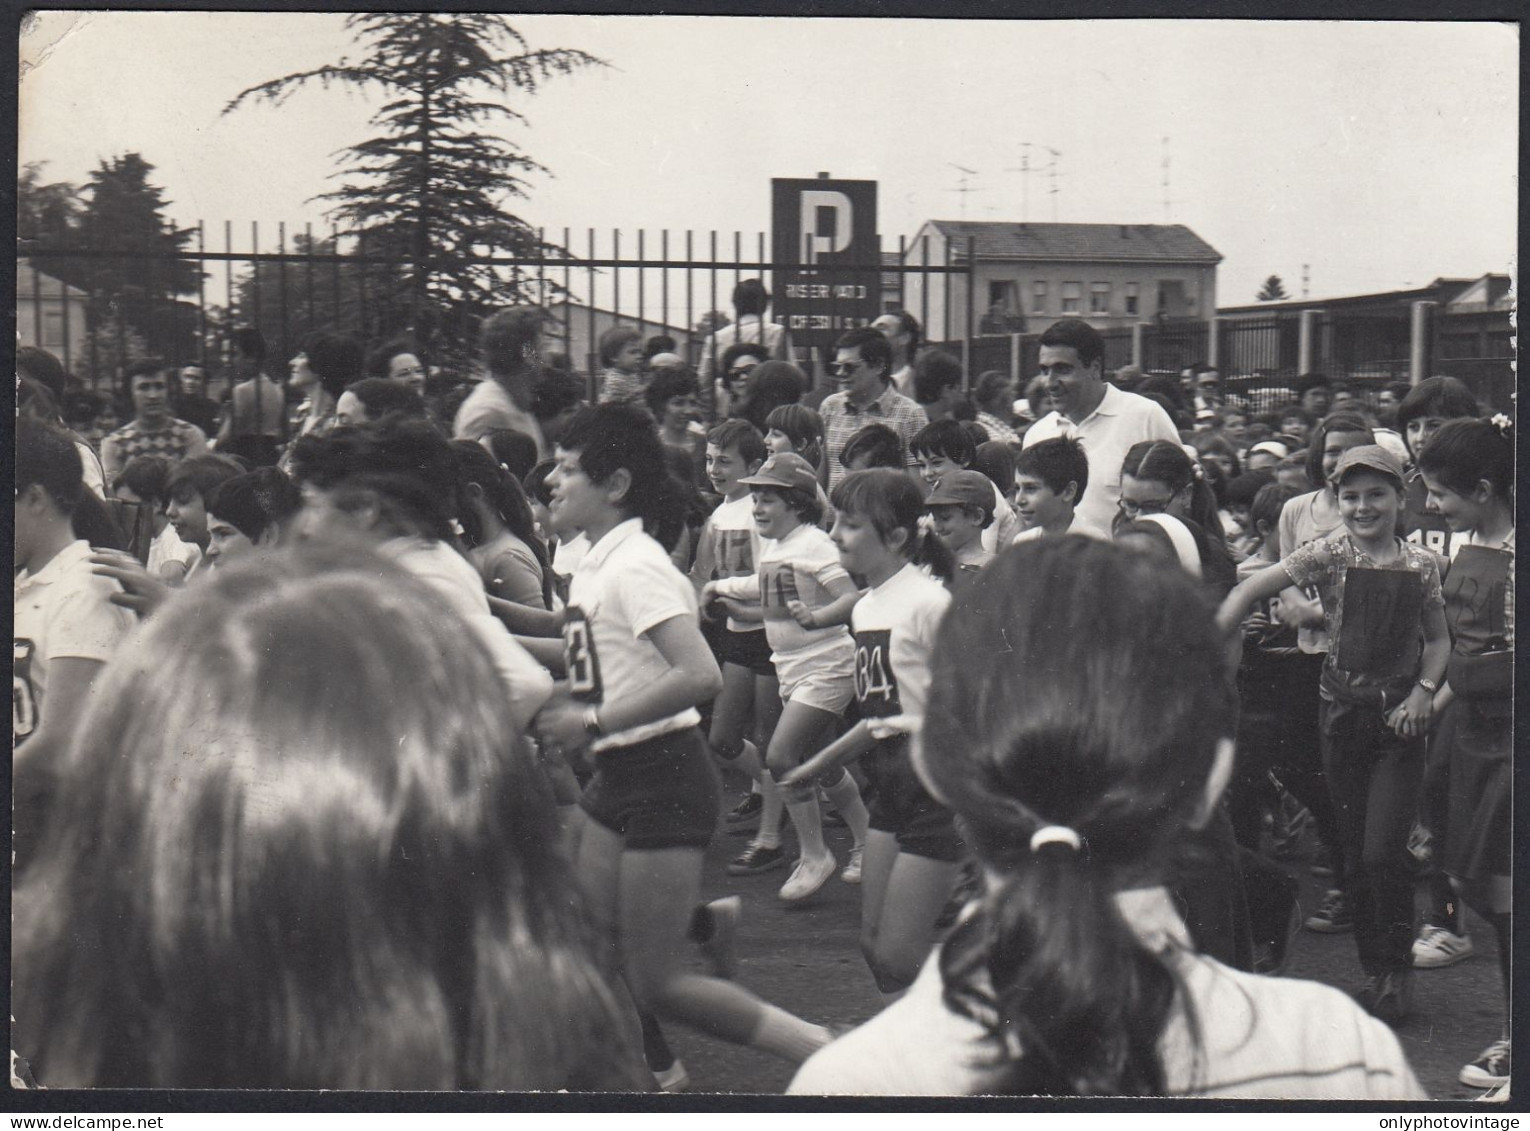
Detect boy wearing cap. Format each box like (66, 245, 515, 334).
(1217, 445, 1449, 1026)
(925, 470, 996, 575)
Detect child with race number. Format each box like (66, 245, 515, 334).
(688, 421, 783, 863)
(782, 470, 962, 1002)
(701, 452, 872, 900)
(1218, 445, 1449, 1025)
(533, 405, 834, 1068)
(1416, 417, 1514, 1097)
(791, 538, 1424, 1098)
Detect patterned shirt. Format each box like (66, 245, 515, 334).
(821, 384, 928, 489)
(975, 411, 1021, 447)
(99, 417, 208, 483)
(1281, 533, 1444, 696)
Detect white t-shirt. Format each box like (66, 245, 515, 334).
(850, 562, 949, 736)
(712, 521, 853, 670)
(693, 494, 763, 634)
(451, 377, 547, 458)
(1022, 384, 1180, 538)
(147, 523, 201, 578)
(790, 886, 1425, 1099)
(981, 481, 1024, 555)
(378, 537, 553, 733)
(13, 540, 137, 754)
(565, 519, 702, 753)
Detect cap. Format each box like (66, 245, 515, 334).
(739, 451, 820, 493)
(1332, 443, 1405, 488)
(925, 470, 996, 515)
(1248, 440, 1289, 460)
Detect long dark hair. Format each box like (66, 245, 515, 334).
(452, 440, 556, 608)
(12, 545, 645, 1090)
(923, 538, 1234, 1094)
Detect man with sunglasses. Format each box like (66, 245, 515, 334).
(820, 327, 928, 489)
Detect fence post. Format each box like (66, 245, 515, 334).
(1409, 301, 1437, 386)
(1010, 332, 1022, 382)
(1208, 316, 1225, 370)
(1298, 308, 1324, 375)
(1132, 322, 1149, 368)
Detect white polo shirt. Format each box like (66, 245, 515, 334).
(566, 519, 702, 753)
(1022, 384, 1180, 537)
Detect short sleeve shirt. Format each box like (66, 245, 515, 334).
(566, 519, 702, 752)
(14, 540, 137, 750)
(452, 378, 548, 459)
(698, 494, 763, 633)
(850, 563, 949, 726)
(751, 523, 853, 662)
(821, 385, 929, 489)
(1281, 534, 1444, 696)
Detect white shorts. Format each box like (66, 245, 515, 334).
(774, 641, 856, 715)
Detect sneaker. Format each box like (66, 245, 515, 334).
(1303, 888, 1354, 933)
(1477, 1081, 1510, 1104)
(728, 842, 787, 875)
(653, 1059, 689, 1093)
(779, 852, 836, 902)
(840, 847, 863, 884)
(1271, 805, 1311, 859)
(725, 792, 762, 825)
(698, 895, 741, 979)
(1461, 1038, 1511, 1089)
(1353, 969, 1413, 1025)
(1412, 924, 1474, 969)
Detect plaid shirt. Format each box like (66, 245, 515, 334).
(821, 384, 928, 489)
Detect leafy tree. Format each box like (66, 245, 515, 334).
(225, 13, 604, 364)
(232, 230, 393, 362)
(17, 161, 83, 250)
(1256, 274, 1289, 302)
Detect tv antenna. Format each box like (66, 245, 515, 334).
(1006, 143, 1033, 222)
(947, 163, 980, 219)
(1161, 137, 1172, 222)
(1042, 147, 1063, 221)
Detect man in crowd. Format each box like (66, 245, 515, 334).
(819, 327, 928, 489)
(100, 360, 209, 483)
(173, 363, 222, 436)
(698, 279, 792, 388)
(872, 310, 921, 399)
(217, 327, 287, 466)
(1021, 318, 1179, 534)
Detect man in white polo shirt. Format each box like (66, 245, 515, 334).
(1021, 318, 1179, 536)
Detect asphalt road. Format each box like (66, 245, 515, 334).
(658, 771, 1505, 1101)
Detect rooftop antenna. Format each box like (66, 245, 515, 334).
(1006, 143, 1033, 222)
(1161, 137, 1171, 222)
(1302, 263, 1310, 300)
(1043, 147, 1062, 221)
(947, 163, 980, 219)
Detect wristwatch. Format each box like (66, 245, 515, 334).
(582, 705, 604, 738)
(1416, 677, 1439, 694)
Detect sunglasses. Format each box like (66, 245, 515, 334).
(829, 361, 863, 377)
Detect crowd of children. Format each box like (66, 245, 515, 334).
(11, 318, 1513, 1099)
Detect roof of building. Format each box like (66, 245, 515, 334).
(1219, 274, 1511, 316)
(16, 257, 89, 300)
(915, 221, 1222, 265)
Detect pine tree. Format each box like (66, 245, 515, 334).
(225, 13, 604, 363)
(1256, 274, 1289, 302)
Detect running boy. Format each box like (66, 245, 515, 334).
(1217, 445, 1449, 1024)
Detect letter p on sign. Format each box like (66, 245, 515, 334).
(799, 190, 853, 262)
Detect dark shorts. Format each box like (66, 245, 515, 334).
(717, 626, 774, 677)
(580, 727, 721, 851)
(863, 736, 964, 863)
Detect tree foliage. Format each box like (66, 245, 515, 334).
(224, 13, 604, 364)
(1256, 274, 1289, 302)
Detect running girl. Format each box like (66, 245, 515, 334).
(534, 405, 834, 1066)
(782, 469, 962, 1002)
(702, 451, 872, 900)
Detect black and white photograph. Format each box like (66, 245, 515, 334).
(11, 8, 1518, 1108)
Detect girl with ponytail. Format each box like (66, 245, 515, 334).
(790, 538, 1423, 1098)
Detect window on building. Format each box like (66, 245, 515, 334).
(1090, 282, 1111, 314)
(1032, 281, 1048, 314)
(1125, 283, 1139, 316)
(1061, 281, 1082, 314)
(42, 311, 66, 349)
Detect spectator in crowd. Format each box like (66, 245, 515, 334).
(454, 306, 551, 457)
(111, 456, 200, 582)
(839, 422, 906, 473)
(1294, 373, 1333, 418)
(733, 360, 809, 437)
(820, 328, 928, 490)
(19, 369, 107, 499)
(200, 467, 302, 571)
(597, 325, 649, 406)
(1021, 319, 1179, 536)
(365, 338, 428, 398)
(698, 279, 792, 388)
(335, 377, 428, 427)
(714, 342, 771, 419)
(100, 361, 209, 483)
(645, 334, 680, 363)
(171, 364, 221, 437)
(912, 350, 969, 423)
(872, 310, 922, 399)
(289, 331, 364, 441)
(218, 328, 287, 465)
(972, 370, 1021, 446)
(1374, 381, 1412, 430)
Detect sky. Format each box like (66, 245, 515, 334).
(17, 12, 1519, 319)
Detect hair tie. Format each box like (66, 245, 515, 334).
(1030, 825, 1082, 853)
(1491, 413, 1512, 436)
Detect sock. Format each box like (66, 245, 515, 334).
(750, 1005, 833, 1063)
(755, 770, 785, 850)
(782, 786, 826, 859)
(822, 769, 870, 849)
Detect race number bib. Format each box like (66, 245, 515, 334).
(853, 629, 901, 718)
(759, 562, 801, 618)
(13, 639, 37, 743)
(562, 607, 604, 703)
(714, 530, 754, 578)
(1333, 568, 1423, 678)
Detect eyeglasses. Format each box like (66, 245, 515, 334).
(1118, 495, 1176, 518)
(728, 363, 757, 377)
(829, 361, 863, 377)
